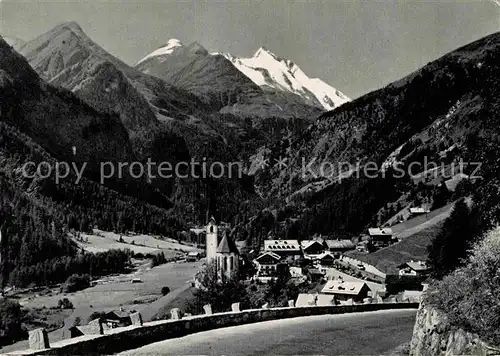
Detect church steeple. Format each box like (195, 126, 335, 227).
(216, 231, 239, 255)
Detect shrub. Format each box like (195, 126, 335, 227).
(57, 298, 73, 309)
(161, 286, 171, 296)
(61, 274, 91, 293)
(426, 227, 500, 345)
(151, 252, 167, 267)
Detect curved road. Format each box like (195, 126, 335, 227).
(120, 309, 417, 355)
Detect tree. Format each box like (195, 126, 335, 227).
(0, 298, 26, 347)
(427, 198, 480, 279)
(186, 262, 246, 314)
(431, 183, 450, 210)
(61, 274, 90, 293)
(426, 227, 500, 344)
(58, 298, 73, 309)
(161, 286, 170, 296)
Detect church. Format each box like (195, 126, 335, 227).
(205, 216, 239, 279)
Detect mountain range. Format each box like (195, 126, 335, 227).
(136, 39, 349, 111)
(1, 22, 500, 264)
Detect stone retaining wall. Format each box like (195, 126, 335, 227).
(10, 302, 419, 356)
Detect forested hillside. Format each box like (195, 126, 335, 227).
(236, 31, 500, 249)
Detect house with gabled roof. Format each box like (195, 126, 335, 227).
(321, 280, 370, 302)
(254, 251, 281, 277)
(316, 252, 336, 265)
(398, 260, 430, 277)
(300, 240, 325, 257)
(368, 228, 393, 247)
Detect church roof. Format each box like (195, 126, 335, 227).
(216, 231, 239, 255)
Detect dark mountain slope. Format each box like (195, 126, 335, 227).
(0, 35, 132, 165)
(0, 37, 189, 287)
(18, 22, 205, 159)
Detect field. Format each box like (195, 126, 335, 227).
(346, 202, 455, 275)
(347, 223, 444, 275)
(73, 229, 201, 258)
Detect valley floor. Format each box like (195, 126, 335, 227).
(0, 259, 203, 353)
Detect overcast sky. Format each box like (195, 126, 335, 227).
(1, 0, 499, 98)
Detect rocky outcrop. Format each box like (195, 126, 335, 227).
(409, 303, 500, 356)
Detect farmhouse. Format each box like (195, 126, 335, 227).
(316, 252, 336, 265)
(264, 239, 302, 260)
(300, 240, 325, 257)
(104, 309, 132, 328)
(398, 260, 430, 277)
(321, 280, 370, 302)
(66, 320, 111, 339)
(368, 228, 393, 247)
(254, 251, 281, 277)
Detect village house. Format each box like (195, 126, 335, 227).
(307, 268, 325, 282)
(323, 239, 356, 254)
(254, 251, 281, 277)
(67, 322, 111, 339)
(263, 239, 302, 261)
(398, 260, 430, 277)
(315, 252, 336, 266)
(295, 293, 317, 307)
(355, 240, 370, 253)
(409, 207, 429, 217)
(368, 228, 393, 247)
(316, 293, 337, 306)
(321, 280, 371, 303)
(103, 309, 132, 328)
(300, 240, 325, 257)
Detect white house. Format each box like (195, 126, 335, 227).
(321, 280, 370, 302)
(254, 251, 281, 277)
(398, 260, 430, 277)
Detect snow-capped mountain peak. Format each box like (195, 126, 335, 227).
(254, 46, 275, 59)
(220, 47, 349, 110)
(136, 39, 183, 65)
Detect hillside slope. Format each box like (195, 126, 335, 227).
(238, 31, 500, 248)
(18, 22, 206, 159)
(0, 35, 132, 165)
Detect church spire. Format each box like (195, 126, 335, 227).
(216, 230, 239, 255)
